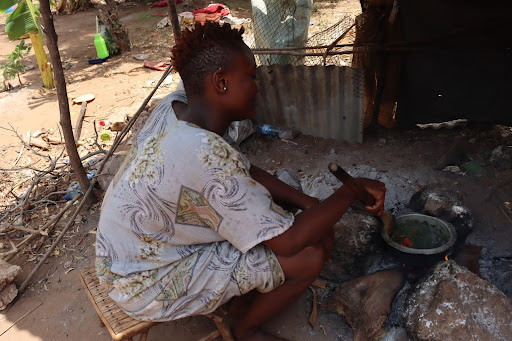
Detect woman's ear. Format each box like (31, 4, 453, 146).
(212, 68, 228, 93)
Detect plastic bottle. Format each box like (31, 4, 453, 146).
(94, 33, 109, 59)
(257, 124, 281, 136)
(257, 124, 298, 140)
(63, 171, 96, 201)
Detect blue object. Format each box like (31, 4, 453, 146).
(88, 58, 107, 65)
(257, 124, 281, 136)
(63, 170, 96, 201)
(5, 4, 17, 13)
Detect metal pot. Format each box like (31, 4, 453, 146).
(381, 213, 457, 266)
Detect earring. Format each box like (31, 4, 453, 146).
(224, 87, 227, 91)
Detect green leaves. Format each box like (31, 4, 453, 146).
(0, 0, 19, 13)
(1, 39, 32, 81)
(4, 0, 41, 41)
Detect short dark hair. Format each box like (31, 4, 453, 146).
(171, 22, 246, 95)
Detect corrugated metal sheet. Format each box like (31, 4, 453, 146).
(255, 65, 364, 143)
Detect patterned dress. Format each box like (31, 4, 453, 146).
(95, 90, 295, 321)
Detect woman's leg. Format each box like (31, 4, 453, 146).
(233, 243, 328, 341)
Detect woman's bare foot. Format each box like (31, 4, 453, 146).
(235, 329, 290, 341)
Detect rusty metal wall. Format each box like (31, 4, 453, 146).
(254, 65, 364, 143)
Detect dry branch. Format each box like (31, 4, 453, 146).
(16, 64, 173, 294)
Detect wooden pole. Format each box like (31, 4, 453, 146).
(38, 0, 91, 200)
(168, 0, 181, 39)
(28, 32, 55, 89)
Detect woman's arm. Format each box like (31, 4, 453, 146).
(263, 178, 386, 257)
(249, 165, 318, 210)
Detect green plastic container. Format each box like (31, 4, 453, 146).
(94, 33, 109, 59)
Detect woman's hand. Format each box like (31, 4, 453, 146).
(355, 178, 386, 216)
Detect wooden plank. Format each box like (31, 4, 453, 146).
(78, 267, 157, 341)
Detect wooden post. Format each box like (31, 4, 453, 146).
(28, 32, 55, 89)
(38, 0, 91, 201)
(168, 0, 181, 39)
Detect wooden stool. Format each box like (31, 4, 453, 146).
(78, 266, 234, 341)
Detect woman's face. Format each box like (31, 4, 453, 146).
(224, 49, 259, 120)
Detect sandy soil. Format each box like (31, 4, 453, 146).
(1, 1, 512, 340)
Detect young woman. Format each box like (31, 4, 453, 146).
(96, 22, 386, 341)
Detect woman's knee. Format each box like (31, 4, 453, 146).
(279, 244, 327, 281)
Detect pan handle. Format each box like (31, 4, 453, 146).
(328, 163, 376, 206)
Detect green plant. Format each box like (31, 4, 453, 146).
(1, 0, 55, 88)
(1, 39, 32, 86)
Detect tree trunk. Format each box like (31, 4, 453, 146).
(39, 0, 91, 199)
(168, 0, 181, 39)
(28, 32, 55, 89)
(97, 0, 131, 53)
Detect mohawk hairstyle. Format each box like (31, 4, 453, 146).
(172, 22, 246, 95)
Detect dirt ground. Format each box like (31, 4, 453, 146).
(1, 1, 512, 340)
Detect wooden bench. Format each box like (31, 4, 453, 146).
(78, 266, 234, 341)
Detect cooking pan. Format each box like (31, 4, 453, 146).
(381, 213, 457, 266)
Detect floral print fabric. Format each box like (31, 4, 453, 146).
(95, 91, 294, 321)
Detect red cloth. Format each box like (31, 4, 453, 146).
(193, 3, 229, 17)
(150, 0, 182, 8)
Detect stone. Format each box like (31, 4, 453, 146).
(0, 284, 18, 310)
(0, 260, 21, 291)
(327, 270, 404, 341)
(111, 121, 126, 132)
(320, 211, 383, 282)
(0, 73, 7, 93)
(409, 184, 473, 243)
(403, 261, 512, 341)
(487, 146, 512, 170)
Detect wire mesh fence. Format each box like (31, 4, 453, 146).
(242, 0, 388, 126)
(245, 0, 359, 67)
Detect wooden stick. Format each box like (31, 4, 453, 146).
(16, 64, 172, 295)
(74, 101, 87, 143)
(323, 23, 355, 65)
(167, 0, 181, 38)
(499, 203, 512, 225)
(251, 43, 361, 52)
(39, 0, 91, 203)
(3, 195, 79, 262)
(18, 195, 85, 294)
(309, 286, 318, 328)
(8, 226, 47, 236)
(13, 144, 25, 166)
(198, 330, 221, 341)
(0, 302, 43, 337)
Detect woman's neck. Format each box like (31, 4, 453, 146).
(180, 98, 231, 136)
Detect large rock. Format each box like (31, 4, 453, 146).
(487, 146, 512, 170)
(409, 184, 473, 242)
(327, 270, 404, 341)
(0, 284, 18, 310)
(321, 211, 383, 282)
(0, 260, 21, 291)
(0, 73, 7, 93)
(403, 261, 512, 341)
